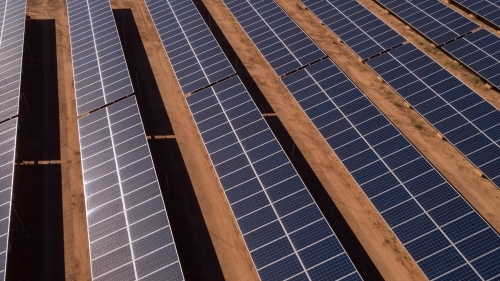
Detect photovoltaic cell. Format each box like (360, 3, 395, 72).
(222, 0, 326, 76)
(443, 29, 500, 90)
(66, 0, 134, 115)
(143, 0, 235, 93)
(0, 118, 17, 281)
(453, 0, 500, 28)
(186, 76, 362, 281)
(0, 0, 26, 122)
(77, 96, 183, 280)
(367, 43, 500, 189)
(375, 0, 478, 45)
(300, 0, 405, 60)
(282, 58, 500, 281)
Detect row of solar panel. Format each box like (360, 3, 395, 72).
(66, 0, 186, 279)
(0, 0, 26, 279)
(143, 0, 365, 279)
(221, 0, 500, 279)
(187, 76, 362, 281)
(77, 96, 183, 280)
(144, 0, 234, 93)
(66, 0, 133, 115)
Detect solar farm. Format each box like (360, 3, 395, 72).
(3, 0, 500, 279)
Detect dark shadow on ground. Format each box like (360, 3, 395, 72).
(113, 9, 174, 136)
(7, 19, 64, 281)
(17, 19, 60, 160)
(8, 165, 64, 281)
(148, 139, 225, 281)
(191, 0, 275, 114)
(113, 9, 225, 281)
(265, 116, 384, 281)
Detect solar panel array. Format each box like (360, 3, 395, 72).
(0, 119, 17, 281)
(222, 0, 326, 76)
(453, 0, 500, 28)
(300, 0, 405, 60)
(0, 0, 26, 122)
(143, 0, 235, 93)
(187, 76, 362, 281)
(66, 0, 133, 115)
(367, 43, 500, 189)
(282, 58, 500, 281)
(78, 96, 183, 280)
(375, 0, 478, 45)
(443, 29, 500, 90)
(222, 0, 500, 278)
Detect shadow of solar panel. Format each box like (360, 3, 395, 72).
(0, 0, 26, 122)
(454, 0, 500, 28)
(443, 29, 500, 90)
(222, 0, 325, 76)
(281, 58, 500, 280)
(143, 0, 234, 94)
(66, 0, 133, 115)
(77, 96, 183, 280)
(186, 76, 362, 281)
(0, 118, 17, 280)
(376, 0, 478, 45)
(301, 0, 405, 59)
(366, 43, 500, 189)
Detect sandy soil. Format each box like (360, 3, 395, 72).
(109, 0, 260, 280)
(198, 0, 500, 279)
(26, 0, 92, 280)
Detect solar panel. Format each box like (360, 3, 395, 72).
(186, 76, 362, 281)
(282, 58, 500, 281)
(300, 0, 405, 60)
(443, 29, 500, 90)
(66, 0, 134, 116)
(0, 0, 26, 122)
(375, 0, 478, 45)
(222, 0, 326, 76)
(453, 0, 500, 28)
(77, 96, 183, 280)
(143, 0, 235, 94)
(367, 43, 500, 189)
(0, 118, 17, 281)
